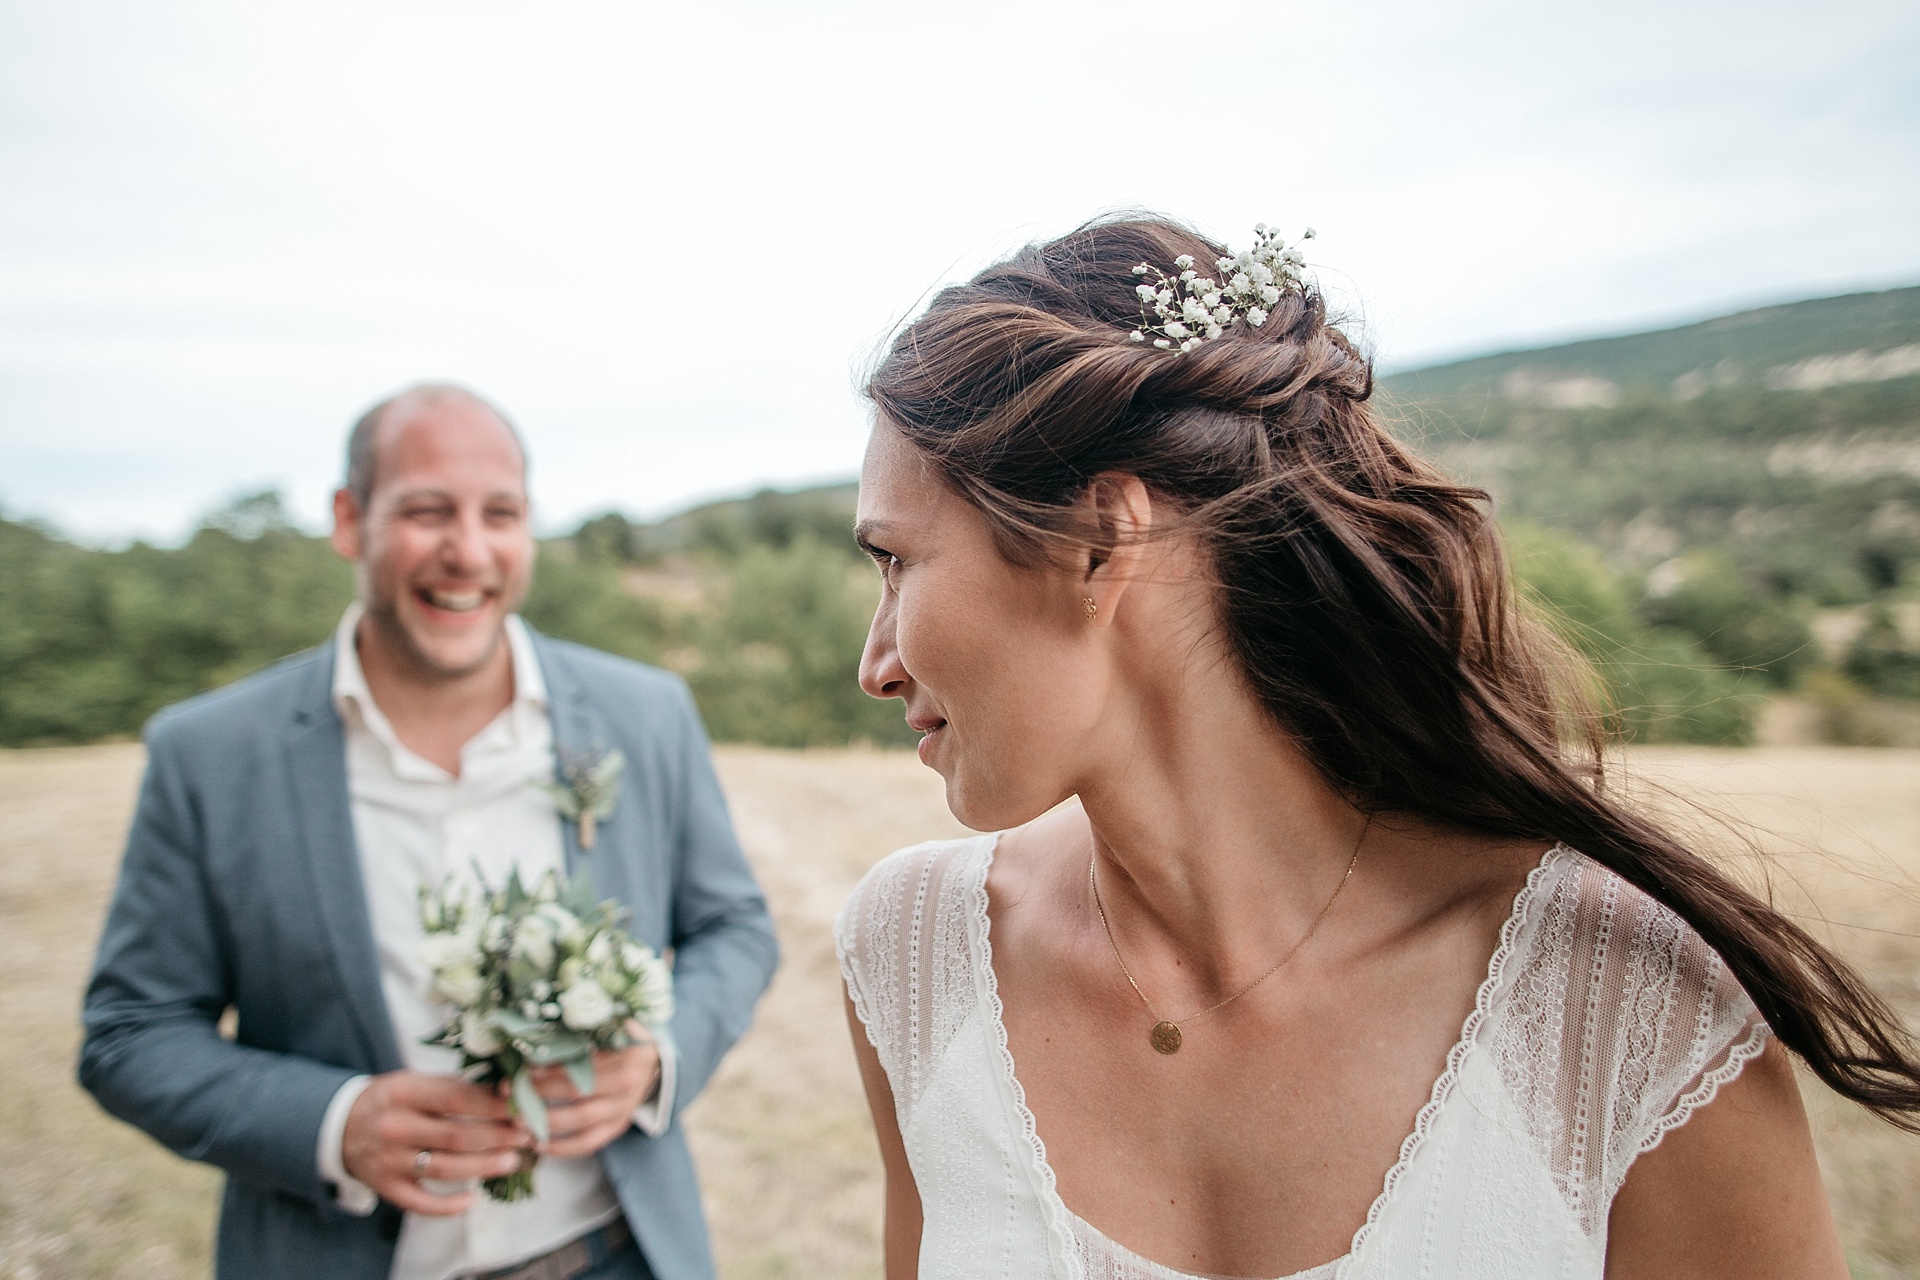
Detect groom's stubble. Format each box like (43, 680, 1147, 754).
(360, 579, 511, 684)
(332, 386, 535, 694)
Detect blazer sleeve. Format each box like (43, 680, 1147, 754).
(77, 724, 357, 1209)
(658, 680, 780, 1116)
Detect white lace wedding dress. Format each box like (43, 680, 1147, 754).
(835, 836, 1770, 1280)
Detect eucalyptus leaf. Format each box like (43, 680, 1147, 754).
(565, 1055, 597, 1098)
(541, 782, 583, 819)
(561, 877, 599, 916)
(524, 1034, 590, 1064)
(493, 1009, 545, 1037)
(511, 1070, 550, 1143)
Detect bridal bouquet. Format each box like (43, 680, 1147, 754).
(417, 868, 674, 1200)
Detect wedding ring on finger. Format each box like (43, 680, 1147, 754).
(413, 1149, 433, 1177)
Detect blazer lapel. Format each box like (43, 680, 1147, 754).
(534, 635, 624, 893)
(284, 648, 403, 1072)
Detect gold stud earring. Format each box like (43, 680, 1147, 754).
(1082, 596, 1098, 621)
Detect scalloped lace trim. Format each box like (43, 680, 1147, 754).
(836, 841, 941, 1059)
(970, 837, 1570, 1280)
(969, 832, 1082, 1272)
(1335, 845, 1568, 1271)
(1631, 1017, 1772, 1159)
(834, 881, 883, 1053)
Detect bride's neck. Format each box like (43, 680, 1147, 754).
(1070, 657, 1374, 990)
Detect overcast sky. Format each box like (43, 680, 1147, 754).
(4, 0, 1918, 543)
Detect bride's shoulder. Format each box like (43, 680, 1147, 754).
(836, 834, 999, 1049)
(1528, 845, 1756, 1016)
(837, 833, 997, 941)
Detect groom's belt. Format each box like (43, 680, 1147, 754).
(471, 1218, 635, 1280)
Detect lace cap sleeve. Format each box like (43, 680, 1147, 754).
(834, 836, 992, 1128)
(1597, 872, 1772, 1185)
(1496, 851, 1773, 1234)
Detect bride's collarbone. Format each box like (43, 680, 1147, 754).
(985, 842, 1523, 1278)
(1002, 975, 1441, 1277)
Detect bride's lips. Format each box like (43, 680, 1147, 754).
(909, 714, 948, 764)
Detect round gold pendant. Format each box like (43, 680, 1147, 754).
(1149, 1021, 1183, 1055)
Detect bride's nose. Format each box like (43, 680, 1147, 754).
(859, 589, 909, 700)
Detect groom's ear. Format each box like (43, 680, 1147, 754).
(331, 488, 365, 563)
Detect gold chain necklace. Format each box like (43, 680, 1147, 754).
(1088, 827, 1364, 1056)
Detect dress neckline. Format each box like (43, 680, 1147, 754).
(967, 831, 1570, 1280)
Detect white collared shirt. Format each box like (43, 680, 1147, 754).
(315, 604, 674, 1280)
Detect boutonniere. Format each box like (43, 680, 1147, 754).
(540, 746, 625, 851)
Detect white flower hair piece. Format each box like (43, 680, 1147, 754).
(1128, 225, 1316, 353)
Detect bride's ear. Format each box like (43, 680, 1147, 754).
(1079, 472, 1154, 625)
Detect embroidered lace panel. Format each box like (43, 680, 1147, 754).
(835, 838, 1769, 1280)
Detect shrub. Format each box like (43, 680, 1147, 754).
(1504, 523, 1762, 745)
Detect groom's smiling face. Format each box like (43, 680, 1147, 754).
(332, 390, 534, 681)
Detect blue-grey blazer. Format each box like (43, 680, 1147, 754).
(79, 631, 779, 1280)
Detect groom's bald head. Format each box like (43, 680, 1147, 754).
(344, 384, 526, 512)
(331, 382, 535, 682)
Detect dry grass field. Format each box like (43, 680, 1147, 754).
(1, 743, 1916, 1279)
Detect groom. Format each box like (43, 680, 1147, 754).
(80, 385, 778, 1280)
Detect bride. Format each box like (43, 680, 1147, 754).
(833, 216, 1920, 1279)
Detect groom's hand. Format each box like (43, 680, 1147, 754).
(342, 1071, 532, 1215)
(528, 1032, 662, 1158)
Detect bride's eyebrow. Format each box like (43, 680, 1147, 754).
(852, 520, 894, 555)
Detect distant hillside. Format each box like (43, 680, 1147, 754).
(1386, 286, 1920, 400)
(1380, 285, 1920, 603)
(11, 288, 1919, 750)
(569, 482, 860, 564)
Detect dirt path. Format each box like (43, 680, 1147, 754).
(1, 745, 1914, 1278)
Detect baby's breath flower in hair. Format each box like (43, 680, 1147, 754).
(1128, 224, 1315, 352)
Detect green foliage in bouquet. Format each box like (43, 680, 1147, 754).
(417, 867, 673, 1201)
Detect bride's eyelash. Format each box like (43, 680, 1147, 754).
(854, 531, 902, 583)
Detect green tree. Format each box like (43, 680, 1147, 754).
(686, 538, 916, 748)
(1505, 524, 1761, 744)
(520, 541, 676, 667)
(0, 493, 353, 744)
(1637, 552, 1815, 687)
(1843, 606, 1920, 698)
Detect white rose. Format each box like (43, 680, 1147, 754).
(513, 915, 557, 971)
(435, 963, 485, 1008)
(586, 932, 616, 966)
(461, 1011, 503, 1057)
(558, 978, 616, 1031)
(417, 932, 473, 973)
(629, 956, 674, 1023)
(537, 904, 585, 948)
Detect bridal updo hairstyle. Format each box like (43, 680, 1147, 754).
(866, 214, 1920, 1127)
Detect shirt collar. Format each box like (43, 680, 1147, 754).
(331, 603, 548, 732)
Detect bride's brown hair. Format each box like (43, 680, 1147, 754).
(866, 214, 1920, 1127)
